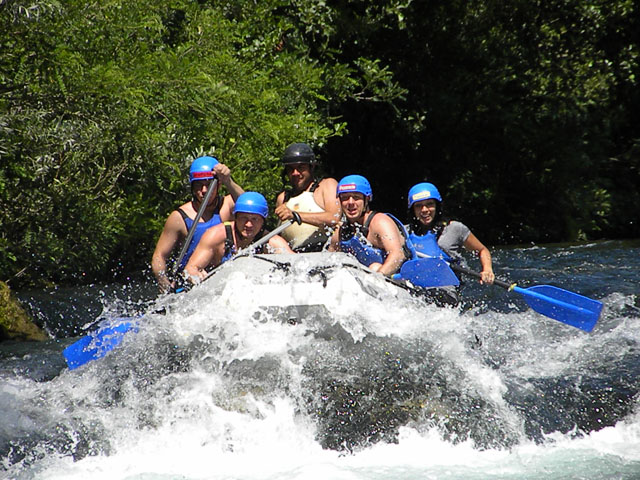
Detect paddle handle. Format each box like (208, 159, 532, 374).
(173, 177, 219, 274)
(449, 264, 513, 290)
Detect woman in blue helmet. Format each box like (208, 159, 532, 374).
(185, 192, 294, 282)
(328, 175, 410, 276)
(406, 182, 494, 285)
(151, 156, 244, 292)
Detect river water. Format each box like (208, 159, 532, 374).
(1, 239, 639, 480)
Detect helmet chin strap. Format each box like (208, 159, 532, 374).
(192, 196, 218, 214)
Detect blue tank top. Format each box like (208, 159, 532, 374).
(407, 230, 451, 262)
(178, 204, 222, 268)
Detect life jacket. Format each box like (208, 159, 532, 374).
(177, 199, 222, 268)
(407, 230, 451, 262)
(282, 179, 320, 203)
(406, 223, 460, 299)
(280, 180, 328, 251)
(339, 211, 414, 267)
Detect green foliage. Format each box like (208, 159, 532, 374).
(1, 0, 404, 286)
(1, 0, 638, 287)
(319, 0, 639, 244)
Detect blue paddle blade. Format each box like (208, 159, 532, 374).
(514, 285, 603, 332)
(396, 258, 460, 288)
(63, 320, 138, 370)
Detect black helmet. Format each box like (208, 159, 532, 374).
(281, 142, 316, 165)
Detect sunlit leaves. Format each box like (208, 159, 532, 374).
(1, 0, 400, 286)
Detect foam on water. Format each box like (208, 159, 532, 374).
(3, 250, 640, 479)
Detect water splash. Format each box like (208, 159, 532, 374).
(2, 248, 640, 479)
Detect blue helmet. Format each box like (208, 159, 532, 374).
(189, 156, 219, 183)
(407, 182, 442, 208)
(337, 175, 373, 201)
(234, 192, 269, 218)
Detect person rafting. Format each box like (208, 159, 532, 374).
(328, 174, 411, 276)
(184, 192, 294, 282)
(151, 156, 244, 292)
(274, 142, 341, 252)
(406, 182, 494, 285)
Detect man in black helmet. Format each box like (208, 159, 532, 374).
(274, 142, 341, 252)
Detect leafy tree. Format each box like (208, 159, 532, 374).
(320, 0, 639, 243)
(1, 0, 638, 288)
(0, 0, 401, 286)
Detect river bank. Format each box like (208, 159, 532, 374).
(0, 280, 47, 341)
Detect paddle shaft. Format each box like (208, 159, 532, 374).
(233, 211, 302, 256)
(451, 263, 581, 306)
(449, 263, 601, 331)
(450, 264, 590, 308)
(449, 264, 512, 289)
(173, 177, 219, 275)
(202, 212, 302, 281)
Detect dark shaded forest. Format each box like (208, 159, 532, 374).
(1, 0, 638, 287)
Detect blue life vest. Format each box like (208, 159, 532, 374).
(407, 230, 451, 262)
(178, 202, 222, 268)
(339, 212, 414, 267)
(339, 232, 386, 266)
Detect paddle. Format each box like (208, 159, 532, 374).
(203, 211, 302, 280)
(64, 178, 219, 370)
(173, 177, 219, 276)
(237, 211, 302, 255)
(450, 264, 603, 332)
(63, 319, 138, 370)
(393, 257, 460, 288)
(63, 212, 303, 370)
